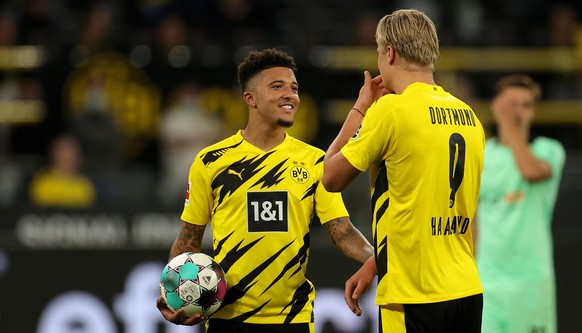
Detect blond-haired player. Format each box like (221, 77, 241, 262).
(323, 9, 484, 332)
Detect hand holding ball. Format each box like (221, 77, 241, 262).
(159, 252, 227, 318)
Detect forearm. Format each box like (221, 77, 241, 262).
(325, 109, 364, 161)
(361, 255, 377, 275)
(500, 125, 551, 181)
(338, 234, 375, 264)
(169, 221, 206, 261)
(324, 217, 374, 263)
(323, 108, 366, 192)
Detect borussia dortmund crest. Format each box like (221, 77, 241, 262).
(290, 161, 310, 184)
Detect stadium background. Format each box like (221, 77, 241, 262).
(0, 0, 581, 332)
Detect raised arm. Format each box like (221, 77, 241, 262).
(323, 71, 387, 192)
(493, 93, 551, 182)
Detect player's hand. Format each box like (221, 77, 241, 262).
(353, 71, 390, 115)
(344, 257, 376, 316)
(492, 92, 519, 129)
(156, 296, 206, 325)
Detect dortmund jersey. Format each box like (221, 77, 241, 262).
(181, 130, 349, 324)
(341, 82, 484, 305)
(476, 137, 565, 281)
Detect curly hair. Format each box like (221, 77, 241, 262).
(237, 48, 297, 91)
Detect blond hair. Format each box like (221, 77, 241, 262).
(375, 9, 439, 72)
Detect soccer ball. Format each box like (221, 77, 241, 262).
(159, 252, 227, 317)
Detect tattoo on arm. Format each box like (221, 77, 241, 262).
(169, 222, 206, 261)
(324, 217, 374, 263)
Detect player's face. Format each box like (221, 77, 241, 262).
(501, 86, 536, 127)
(250, 67, 300, 128)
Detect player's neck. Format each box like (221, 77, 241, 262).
(390, 71, 435, 94)
(241, 125, 286, 152)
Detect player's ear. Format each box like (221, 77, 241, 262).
(242, 91, 256, 108)
(386, 45, 396, 65)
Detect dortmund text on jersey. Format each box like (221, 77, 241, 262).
(341, 83, 484, 305)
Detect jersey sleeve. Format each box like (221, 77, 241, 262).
(533, 138, 566, 179)
(531, 138, 566, 210)
(314, 178, 349, 225)
(180, 152, 213, 225)
(341, 100, 393, 172)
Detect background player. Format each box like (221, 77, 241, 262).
(156, 48, 374, 332)
(474, 74, 565, 333)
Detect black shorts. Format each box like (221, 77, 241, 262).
(380, 293, 483, 333)
(206, 318, 313, 333)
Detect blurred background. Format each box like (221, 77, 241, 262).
(0, 0, 581, 332)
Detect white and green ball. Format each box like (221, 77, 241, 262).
(159, 252, 227, 317)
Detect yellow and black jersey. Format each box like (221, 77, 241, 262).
(342, 82, 484, 305)
(182, 130, 349, 324)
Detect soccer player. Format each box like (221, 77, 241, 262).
(322, 9, 485, 332)
(474, 74, 565, 333)
(156, 48, 374, 332)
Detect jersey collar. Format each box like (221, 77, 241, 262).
(403, 82, 445, 94)
(236, 130, 292, 153)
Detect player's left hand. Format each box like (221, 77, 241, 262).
(156, 296, 206, 325)
(344, 256, 376, 316)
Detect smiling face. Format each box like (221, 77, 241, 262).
(244, 66, 300, 128)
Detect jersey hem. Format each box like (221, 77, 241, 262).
(377, 287, 483, 305)
(211, 314, 314, 324)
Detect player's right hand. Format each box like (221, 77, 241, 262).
(156, 296, 206, 325)
(353, 71, 389, 115)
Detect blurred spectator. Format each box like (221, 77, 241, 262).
(28, 133, 96, 208)
(454, 0, 484, 45)
(78, 1, 114, 53)
(66, 1, 118, 67)
(545, 4, 582, 100)
(68, 71, 124, 201)
(157, 81, 222, 208)
(150, 12, 188, 68)
(0, 6, 17, 46)
(548, 3, 579, 47)
(18, 0, 54, 45)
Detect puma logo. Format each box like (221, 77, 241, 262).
(228, 168, 245, 180)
